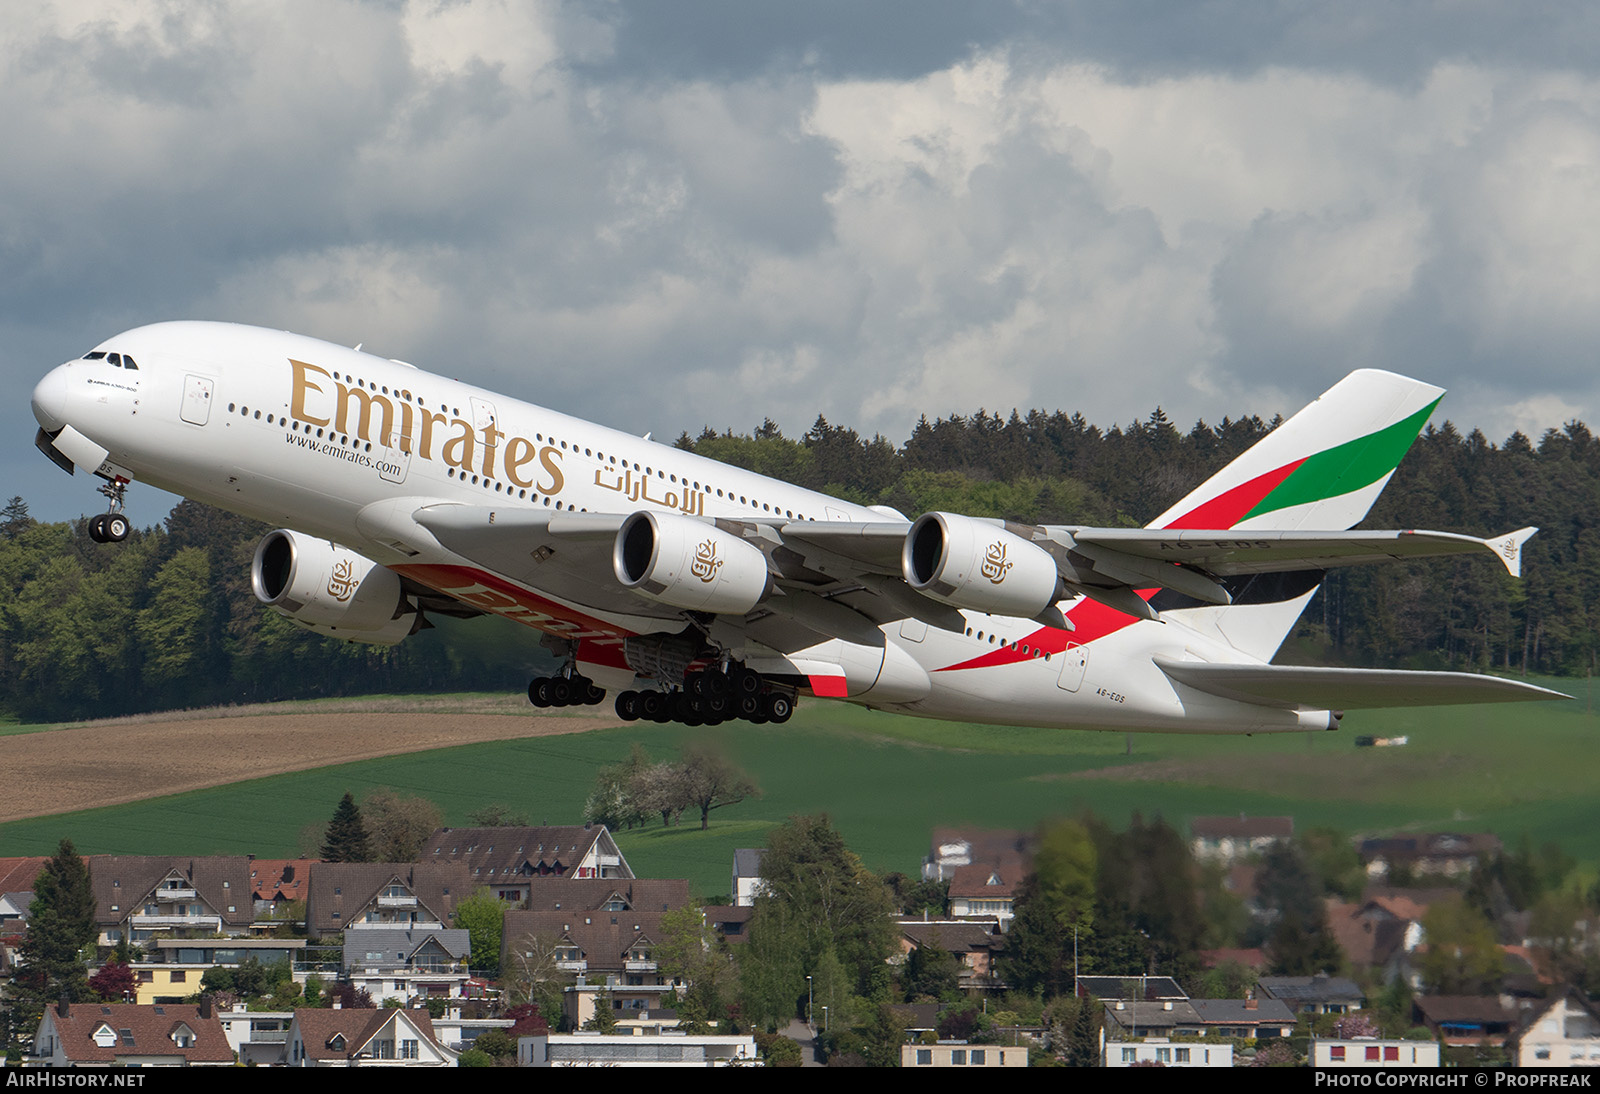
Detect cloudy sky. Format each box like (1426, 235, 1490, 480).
(7, 0, 1600, 525)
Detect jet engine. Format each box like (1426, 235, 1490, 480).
(251, 530, 418, 645)
(902, 512, 1063, 618)
(614, 512, 772, 615)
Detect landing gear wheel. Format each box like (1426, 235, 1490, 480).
(528, 677, 553, 707)
(104, 514, 129, 542)
(736, 694, 763, 720)
(763, 692, 794, 723)
(615, 691, 640, 721)
(549, 677, 573, 706)
(88, 514, 108, 543)
(584, 682, 606, 705)
(640, 691, 669, 723)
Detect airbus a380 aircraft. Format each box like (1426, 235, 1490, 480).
(31, 322, 1565, 732)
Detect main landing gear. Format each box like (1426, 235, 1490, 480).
(528, 672, 606, 708)
(613, 665, 795, 726)
(86, 479, 131, 543)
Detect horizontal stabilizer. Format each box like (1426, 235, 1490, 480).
(1154, 657, 1570, 710)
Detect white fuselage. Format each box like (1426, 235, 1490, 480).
(32, 321, 1326, 734)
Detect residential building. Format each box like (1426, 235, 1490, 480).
(1360, 833, 1501, 880)
(902, 1043, 1030, 1067)
(29, 1000, 234, 1067)
(948, 863, 1019, 930)
(562, 981, 682, 1031)
(922, 828, 1034, 882)
(342, 927, 473, 1004)
(1190, 815, 1293, 865)
(90, 856, 255, 945)
(131, 938, 306, 1004)
(1190, 997, 1296, 1039)
(285, 1007, 455, 1066)
(703, 904, 752, 943)
(1311, 1038, 1441, 1067)
(1510, 988, 1600, 1067)
(1259, 974, 1365, 1015)
(1104, 1040, 1234, 1067)
(516, 1031, 759, 1066)
(249, 858, 315, 920)
(731, 848, 766, 906)
(423, 825, 633, 904)
(216, 1006, 294, 1066)
(0, 857, 46, 932)
(1077, 975, 1188, 1002)
(1414, 995, 1520, 1045)
(501, 884, 687, 990)
(897, 919, 1006, 990)
(304, 862, 470, 939)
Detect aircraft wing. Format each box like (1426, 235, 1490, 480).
(1154, 657, 1570, 709)
(404, 503, 1542, 640)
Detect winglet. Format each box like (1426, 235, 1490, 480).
(1485, 527, 1538, 578)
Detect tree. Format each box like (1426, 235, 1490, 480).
(468, 803, 530, 827)
(361, 788, 442, 862)
(1003, 819, 1097, 995)
(455, 889, 511, 976)
(0, 497, 34, 540)
(739, 815, 895, 1026)
(679, 742, 760, 830)
(11, 839, 95, 1020)
(1418, 898, 1505, 994)
(503, 931, 576, 1019)
(88, 961, 137, 1003)
(320, 792, 372, 862)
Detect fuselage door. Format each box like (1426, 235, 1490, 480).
(378, 439, 411, 484)
(180, 375, 214, 426)
(470, 398, 498, 469)
(1055, 642, 1088, 692)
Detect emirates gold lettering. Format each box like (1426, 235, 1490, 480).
(289, 358, 567, 498)
(327, 558, 357, 601)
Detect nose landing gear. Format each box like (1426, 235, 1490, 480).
(86, 479, 131, 543)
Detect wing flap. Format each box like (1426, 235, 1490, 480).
(1060, 527, 1538, 578)
(1154, 657, 1570, 710)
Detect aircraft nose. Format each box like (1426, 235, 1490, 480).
(31, 365, 71, 431)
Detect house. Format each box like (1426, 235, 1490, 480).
(1190, 997, 1297, 1039)
(1360, 834, 1502, 880)
(285, 1007, 455, 1066)
(921, 828, 1034, 882)
(1414, 995, 1520, 1045)
(947, 863, 1019, 930)
(1104, 1040, 1234, 1067)
(1100, 998, 1205, 1039)
(89, 855, 255, 945)
(29, 1000, 234, 1067)
(0, 857, 47, 931)
(732, 848, 766, 907)
(1324, 895, 1428, 984)
(516, 1031, 759, 1066)
(897, 919, 1006, 990)
(1077, 976, 1187, 1002)
(903, 1043, 1030, 1067)
(1190, 815, 1293, 865)
(249, 858, 316, 921)
(703, 904, 753, 943)
(501, 899, 685, 989)
(561, 981, 682, 1031)
(216, 1005, 295, 1066)
(304, 862, 471, 939)
(1259, 973, 1366, 1015)
(131, 937, 307, 1004)
(521, 876, 689, 915)
(1509, 988, 1600, 1067)
(343, 928, 473, 1004)
(1311, 1038, 1441, 1067)
(423, 825, 633, 904)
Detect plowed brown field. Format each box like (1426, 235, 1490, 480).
(3, 701, 614, 823)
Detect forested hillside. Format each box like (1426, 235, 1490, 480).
(3, 403, 1595, 721)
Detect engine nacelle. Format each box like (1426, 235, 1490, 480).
(614, 512, 772, 615)
(902, 512, 1063, 618)
(251, 530, 417, 645)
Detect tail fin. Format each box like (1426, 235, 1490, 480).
(1151, 369, 1443, 660)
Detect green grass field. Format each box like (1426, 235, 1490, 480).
(1, 677, 1594, 900)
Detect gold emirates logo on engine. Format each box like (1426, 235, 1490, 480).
(327, 558, 357, 601)
(981, 542, 1012, 584)
(691, 539, 722, 583)
(289, 359, 565, 495)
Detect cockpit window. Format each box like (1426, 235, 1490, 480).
(81, 350, 137, 369)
